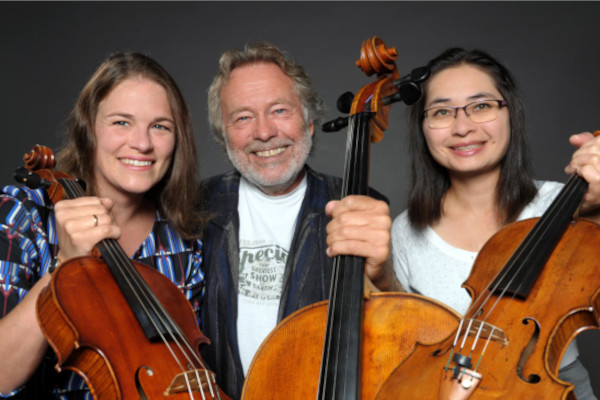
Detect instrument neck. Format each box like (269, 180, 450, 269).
(485, 174, 587, 304)
(317, 112, 372, 400)
(59, 178, 178, 341)
(340, 113, 372, 197)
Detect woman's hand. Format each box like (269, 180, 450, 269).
(565, 131, 600, 219)
(53, 196, 121, 262)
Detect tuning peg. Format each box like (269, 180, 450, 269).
(384, 66, 431, 106)
(382, 81, 422, 106)
(14, 167, 50, 189)
(321, 116, 349, 132)
(410, 66, 430, 83)
(336, 91, 355, 114)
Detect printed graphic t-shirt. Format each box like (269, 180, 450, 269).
(236, 176, 307, 375)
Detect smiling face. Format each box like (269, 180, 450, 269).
(93, 77, 175, 201)
(422, 64, 510, 180)
(219, 62, 314, 196)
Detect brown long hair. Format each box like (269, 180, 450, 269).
(56, 52, 207, 239)
(407, 48, 537, 229)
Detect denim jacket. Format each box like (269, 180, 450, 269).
(199, 166, 357, 399)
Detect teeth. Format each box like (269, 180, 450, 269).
(121, 159, 152, 167)
(256, 148, 285, 157)
(454, 144, 482, 151)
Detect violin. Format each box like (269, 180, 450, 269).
(375, 135, 600, 399)
(240, 37, 461, 400)
(16, 145, 230, 399)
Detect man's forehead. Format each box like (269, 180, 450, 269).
(227, 62, 292, 88)
(221, 62, 300, 108)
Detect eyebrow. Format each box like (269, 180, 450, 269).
(426, 92, 499, 107)
(103, 112, 174, 124)
(227, 98, 296, 118)
(152, 116, 175, 124)
(227, 106, 252, 118)
(104, 112, 135, 119)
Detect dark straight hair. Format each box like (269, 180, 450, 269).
(407, 47, 537, 228)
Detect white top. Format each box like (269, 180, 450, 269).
(392, 180, 579, 366)
(236, 175, 307, 375)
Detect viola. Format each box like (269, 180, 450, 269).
(17, 145, 230, 400)
(240, 37, 461, 400)
(375, 135, 600, 399)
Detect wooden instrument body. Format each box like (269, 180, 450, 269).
(375, 217, 600, 399)
(37, 256, 225, 399)
(23, 145, 230, 399)
(240, 36, 443, 399)
(241, 292, 460, 399)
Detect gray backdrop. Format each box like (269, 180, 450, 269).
(3, 1, 600, 393)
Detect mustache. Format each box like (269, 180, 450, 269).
(245, 138, 294, 153)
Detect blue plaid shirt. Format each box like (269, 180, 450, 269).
(0, 185, 204, 399)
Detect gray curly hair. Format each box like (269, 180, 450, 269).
(207, 41, 326, 149)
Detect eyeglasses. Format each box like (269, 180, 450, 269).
(423, 100, 507, 129)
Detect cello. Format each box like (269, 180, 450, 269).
(240, 37, 461, 400)
(375, 135, 600, 399)
(16, 145, 230, 400)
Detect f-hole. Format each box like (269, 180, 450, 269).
(516, 317, 541, 383)
(135, 365, 154, 400)
(431, 343, 453, 357)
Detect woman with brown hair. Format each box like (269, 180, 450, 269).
(0, 52, 208, 399)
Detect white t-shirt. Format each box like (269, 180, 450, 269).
(236, 176, 307, 375)
(392, 180, 579, 366)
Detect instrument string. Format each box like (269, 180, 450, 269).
(448, 174, 586, 368)
(61, 179, 214, 399)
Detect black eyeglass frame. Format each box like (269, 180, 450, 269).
(423, 99, 508, 128)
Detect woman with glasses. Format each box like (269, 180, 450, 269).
(391, 47, 600, 399)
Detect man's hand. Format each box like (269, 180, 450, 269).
(325, 195, 401, 291)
